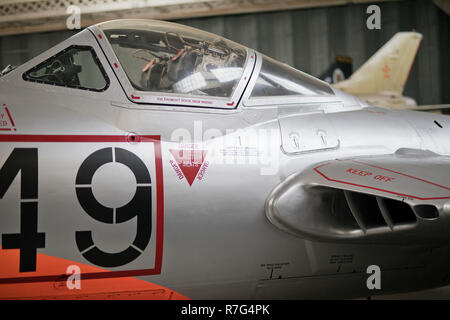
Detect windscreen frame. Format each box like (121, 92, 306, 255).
(242, 52, 340, 107)
(91, 20, 256, 110)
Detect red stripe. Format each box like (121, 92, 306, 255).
(153, 136, 164, 274)
(0, 128, 11, 131)
(0, 269, 164, 284)
(0, 134, 160, 143)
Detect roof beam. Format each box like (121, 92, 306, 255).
(0, 0, 396, 36)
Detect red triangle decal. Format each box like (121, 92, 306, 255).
(0, 105, 16, 132)
(170, 149, 208, 186)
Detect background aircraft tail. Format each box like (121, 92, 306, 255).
(319, 55, 353, 84)
(334, 32, 423, 95)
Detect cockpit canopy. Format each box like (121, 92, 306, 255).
(98, 20, 247, 98)
(97, 19, 334, 105)
(19, 19, 335, 108)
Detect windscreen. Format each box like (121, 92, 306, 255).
(99, 20, 247, 98)
(250, 55, 334, 98)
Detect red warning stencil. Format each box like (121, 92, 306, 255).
(170, 149, 208, 186)
(382, 63, 391, 79)
(0, 104, 16, 131)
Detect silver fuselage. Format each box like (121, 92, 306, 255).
(0, 24, 449, 299)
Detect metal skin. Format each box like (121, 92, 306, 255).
(0, 20, 449, 300)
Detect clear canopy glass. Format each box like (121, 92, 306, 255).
(98, 20, 248, 98)
(250, 55, 334, 98)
